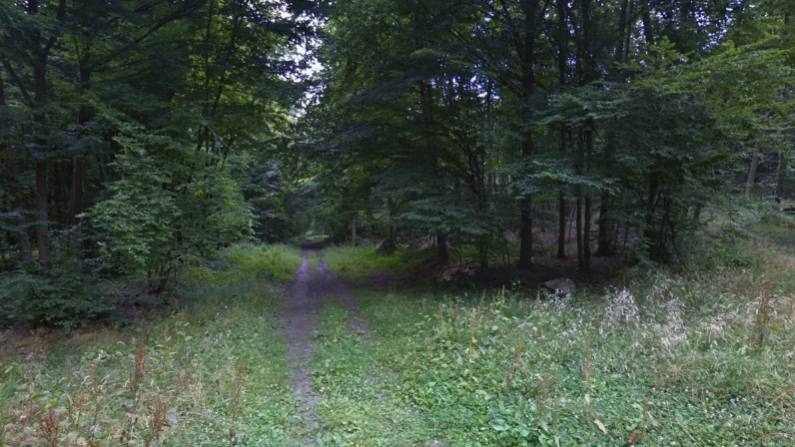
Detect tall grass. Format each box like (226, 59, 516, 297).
(176, 243, 302, 304)
(320, 244, 422, 280)
(218, 242, 303, 282)
(323, 240, 795, 446)
(0, 251, 303, 447)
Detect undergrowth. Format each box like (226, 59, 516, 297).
(217, 243, 303, 282)
(318, 244, 425, 281)
(0, 256, 303, 446)
(307, 238, 795, 446)
(3, 235, 795, 446)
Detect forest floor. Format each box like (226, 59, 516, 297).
(3, 223, 795, 446)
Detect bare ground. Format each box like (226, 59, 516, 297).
(279, 247, 373, 440)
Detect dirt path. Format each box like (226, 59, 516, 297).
(279, 247, 373, 439)
(709, 206, 795, 249)
(281, 251, 321, 407)
(315, 251, 373, 338)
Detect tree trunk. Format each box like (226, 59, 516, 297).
(557, 192, 566, 258)
(33, 50, 50, 269)
(0, 67, 34, 264)
(479, 235, 489, 268)
(621, 0, 633, 63)
(775, 150, 786, 199)
(351, 216, 357, 245)
(35, 158, 49, 268)
(553, 1, 569, 260)
(745, 141, 762, 198)
(595, 192, 613, 256)
(70, 65, 92, 225)
(576, 195, 584, 268)
(584, 196, 592, 267)
(437, 231, 449, 264)
(583, 129, 592, 268)
(518, 0, 540, 270)
(642, 8, 654, 45)
(644, 173, 660, 258)
(29, 0, 59, 269)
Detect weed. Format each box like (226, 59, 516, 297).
(317, 243, 425, 280)
(753, 286, 773, 351)
(145, 397, 166, 446)
(129, 348, 146, 405)
(230, 359, 246, 440)
(0, 252, 299, 447)
(4, 239, 795, 446)
(37, 409, 60, 447)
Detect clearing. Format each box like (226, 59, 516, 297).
(2, 236, 795, 446)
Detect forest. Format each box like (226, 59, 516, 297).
(1, 0, 795, 446)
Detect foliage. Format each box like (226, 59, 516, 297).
(0, 263, 102, 331)
(306, 0, 795, 267)
(319, 244, 426, 281)
(0, 274, 301, 446)
(218, 242, 303, 282)
(91, 129, 253, 283)
(0, 0, 313, 290)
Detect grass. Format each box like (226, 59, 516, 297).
(714, 198, 795, 246)
(3, 234, 795, 446)
(332, 242, 795, 446)
(0, 243, 306, 447)
(218, 242, 303, 282)
(318, 244, 425, 281)
(0, 288, 302, 446)
(310, 297, 435, 446)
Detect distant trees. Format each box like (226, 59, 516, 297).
(313, 0, 795, 266)
(0, 0, 311, 280)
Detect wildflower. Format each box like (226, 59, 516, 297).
(19, 414, 27, 422)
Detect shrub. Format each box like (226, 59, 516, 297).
(0, 263, 103, 331)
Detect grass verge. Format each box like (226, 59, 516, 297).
(0, 255, 304, 446)
(309, 296, 435, 446)
(310, 240, 795, 446)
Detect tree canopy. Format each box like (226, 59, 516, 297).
(1, 0, 794, 325)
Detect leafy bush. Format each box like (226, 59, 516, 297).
(91, 130, 253, 288)
(0, 264, 102, 331)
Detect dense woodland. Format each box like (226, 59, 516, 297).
(4, 2, 795, 446)
(1, 0, 794, 327)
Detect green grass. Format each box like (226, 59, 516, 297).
(310, 296, 435, 446)
(336, 249, 795, 446)
(4, 237, 795, 446)
(218, 242, 303, 282)
(747, 221, 795, 245)
(0, 263, 303, 446)
(715, 198, 795, 246)
(319, 244, 424, 281)
(302, 236, 795, 446)
(303, 234, 330, 243)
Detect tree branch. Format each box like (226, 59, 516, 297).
(1, 60, 32, 105)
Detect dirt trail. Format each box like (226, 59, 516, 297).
(710, 206, 795, 249)
(279, 247, 373, 437)
(281, 251, 321, 405)
(315, 251, 373, 338)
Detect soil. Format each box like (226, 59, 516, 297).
(279, 247, 373, 437)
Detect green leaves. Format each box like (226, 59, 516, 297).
(91, 129, 253, 281)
